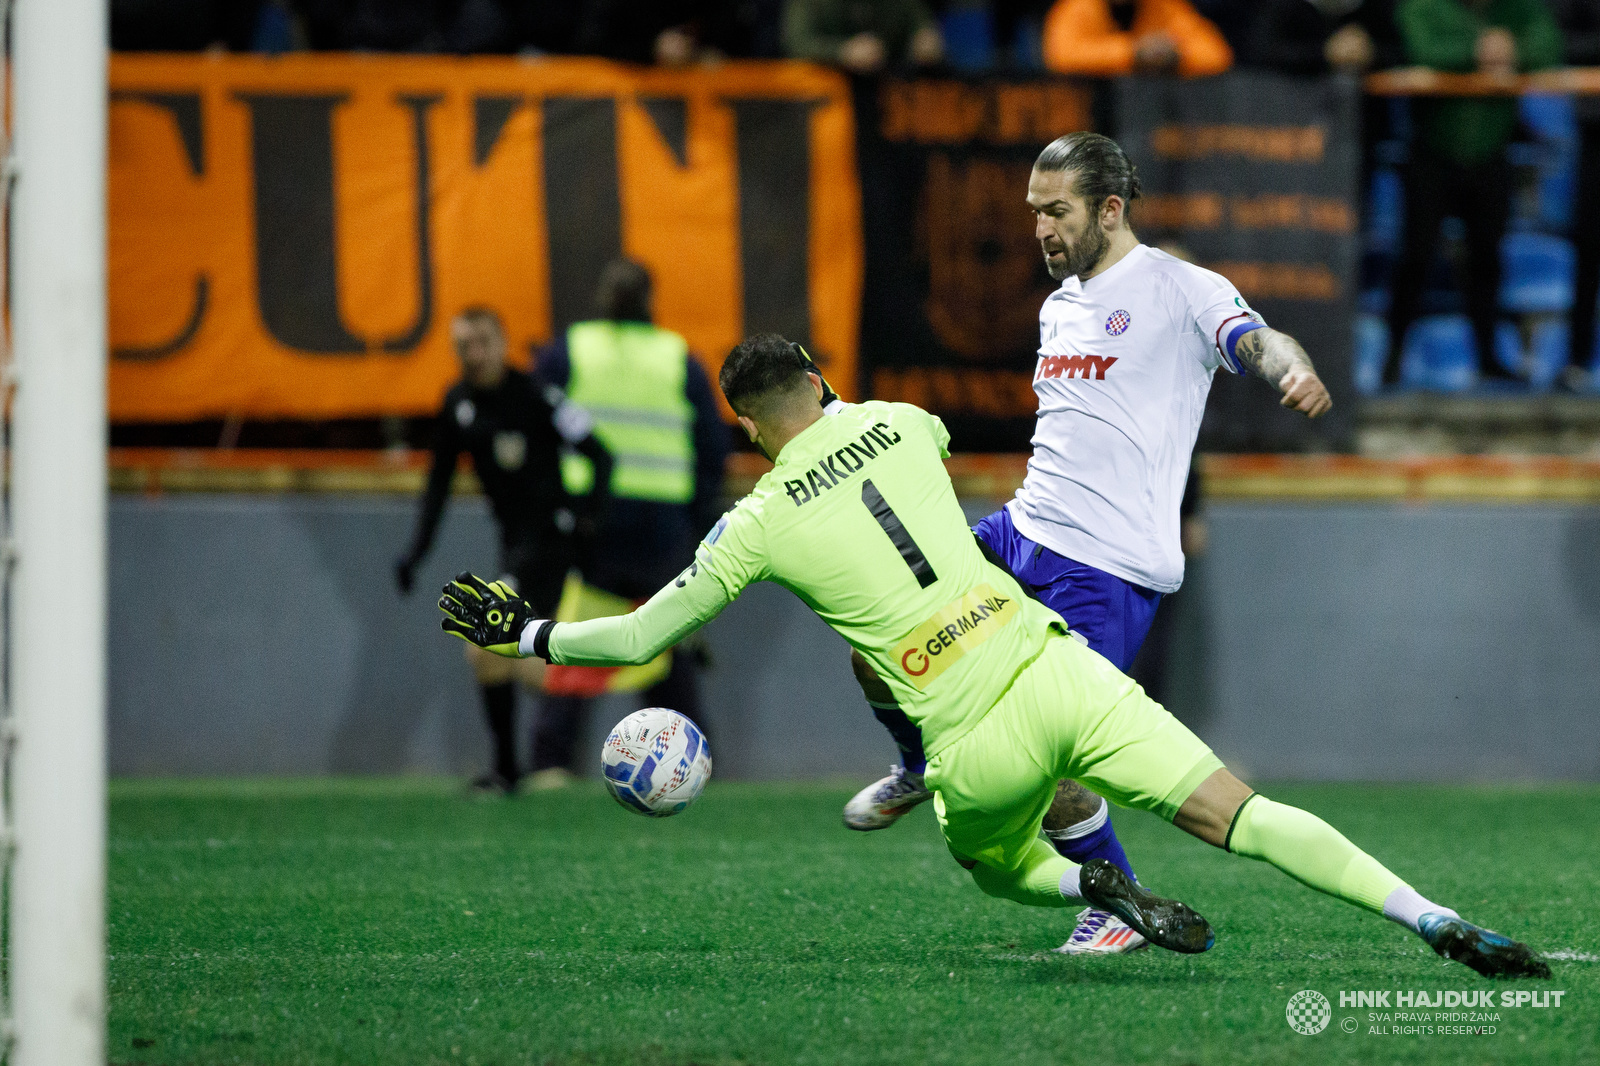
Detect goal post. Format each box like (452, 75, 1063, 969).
(7, 0, 109, 1063)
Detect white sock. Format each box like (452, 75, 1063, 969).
(1044, 796, 1108, 841)
(1382, 885, 1458, 933)
(1058, 866, 1083, 899)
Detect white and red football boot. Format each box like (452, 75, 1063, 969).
(842, 765, 933, 830)
(1053, 908, 1149, 955)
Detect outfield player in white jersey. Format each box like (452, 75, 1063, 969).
(842, 132, 1332, 954)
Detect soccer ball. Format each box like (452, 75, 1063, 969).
(600, 708, 712, 817)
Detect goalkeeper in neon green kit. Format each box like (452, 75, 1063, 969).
(440, 334, 1547, 977)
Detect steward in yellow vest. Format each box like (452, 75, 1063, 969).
(528, 260, 728, 784)
(397, 306, 614, 795)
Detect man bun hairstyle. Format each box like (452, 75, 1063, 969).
(1034, 132, 1142, 216)
(719, 333, 812, 415)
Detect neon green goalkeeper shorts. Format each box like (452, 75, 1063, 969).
(924, 632, 1223, 872)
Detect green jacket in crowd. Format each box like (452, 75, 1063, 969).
(1397, 0, 1563, 167)
(783, 0, 937, 65)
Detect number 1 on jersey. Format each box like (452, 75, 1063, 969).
(861, 479, 938, 589)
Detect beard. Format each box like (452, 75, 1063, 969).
(1044, 213, 1110, 281)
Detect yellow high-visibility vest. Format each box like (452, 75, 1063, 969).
(560, 320, 696, 504)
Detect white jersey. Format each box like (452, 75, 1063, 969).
(1007, 243, 1259, 594)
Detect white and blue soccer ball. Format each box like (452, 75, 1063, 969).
(600, 708, 711, 817)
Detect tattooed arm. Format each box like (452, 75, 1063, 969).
(1233, 327, 1333, 418)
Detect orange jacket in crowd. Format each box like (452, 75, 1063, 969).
(1043, 0, 1233, 78)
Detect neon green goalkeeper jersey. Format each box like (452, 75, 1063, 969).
(543, 400, 1066, 757)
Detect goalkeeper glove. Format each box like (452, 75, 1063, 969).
(438, 572, 542, 657)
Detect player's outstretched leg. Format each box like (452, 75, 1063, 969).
(1043, 782, 1146, 953)
(1416, 914, 1551, 979)
(842, 651, 932, 830)
(843, 760, 933, 831)
(964, 837, 1212, 955)
(1176, 769, 1550, 979)
(1077, 859, 1212, 954)
(1044, 783, 1135, 875)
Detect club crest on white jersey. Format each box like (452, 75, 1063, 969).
(1011, 244, 1263, 594)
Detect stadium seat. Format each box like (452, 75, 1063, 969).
(1519, 92, 1575, 141)
(940, 6, 995, 73)
(1399, 314, 1477, 391)
(250, 0, 298, 54)
(1365, 167, 1403, 255)
(1353, 313, 1389, 395)
(1378, 99, 1412, 161)
(1009, 15, 1045, 70)
(1495, 319, 1569, 389)
(1517, 95, 1578, 233)
(1500, 232, 1575, 313)
(1532, 319, 1572, 386)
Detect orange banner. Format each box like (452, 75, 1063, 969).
(108, 55, 861, 421)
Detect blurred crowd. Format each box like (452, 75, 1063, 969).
(109, 1, 1594, 80)
(114, 0, 1600, 392)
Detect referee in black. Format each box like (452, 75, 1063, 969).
(395, 306, 613, 793)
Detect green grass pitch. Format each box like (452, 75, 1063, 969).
(110, 778, 1599, 1065)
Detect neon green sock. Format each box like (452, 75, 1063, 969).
(969, 836, 1078, 908)
(1228, 795, 1406, 915)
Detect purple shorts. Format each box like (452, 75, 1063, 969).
(973, 506, 1162, 672)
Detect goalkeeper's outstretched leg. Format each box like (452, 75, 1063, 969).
(961, 835, 1213, 954)
(1172, 767, 1551, 979)
(937, 632, 1551, 978)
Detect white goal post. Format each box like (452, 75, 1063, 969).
(7, 1, 108, 1064)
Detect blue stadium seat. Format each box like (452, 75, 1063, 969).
(1531, 320, 1571, 387)
(1009, 15, 1045, 70)
(1353, 313, 1389, 395)
(940, 7, 995, 73)
(1500, 232, 1575, 313)
(250, 0, 298, 54)
(1495, 319, 1569, 388)
(1517, 95, 1578, 232)
(1494, 319, 1519, 376)
(1366, 167, 1403, 255)
(1400, 314, 1477, 391)
(1519, 93, 1575, 141)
